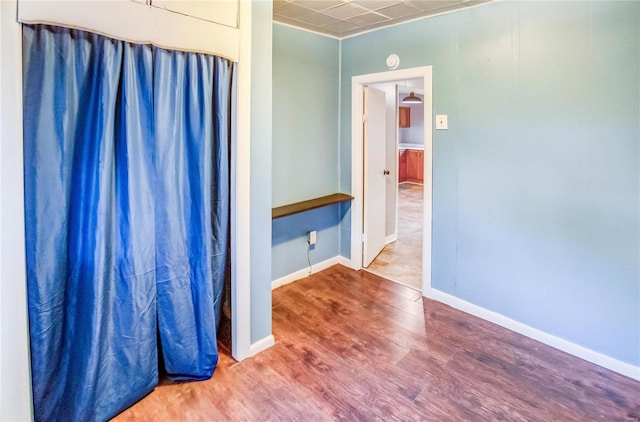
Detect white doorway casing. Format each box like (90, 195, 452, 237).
(349, 66, 433, 295)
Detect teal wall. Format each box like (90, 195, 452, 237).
(272, 24, 342, 279)
(340, 1, 640, 366)
(250, 0, 273, 344)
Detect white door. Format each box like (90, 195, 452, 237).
(363, 86, 387, 267)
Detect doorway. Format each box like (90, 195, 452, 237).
(366, 82, 424, 290)
(348, 66, 433, 296)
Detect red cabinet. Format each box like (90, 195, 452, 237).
(398, 149, 423, 183)
(399, 107, 411, 128)
(399, 150, 408, 181)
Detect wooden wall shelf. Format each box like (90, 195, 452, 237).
(272, 193, 354, 219)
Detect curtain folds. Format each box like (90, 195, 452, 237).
(23, 25, 232, 421)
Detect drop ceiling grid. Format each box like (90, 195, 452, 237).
(273, 0, 494, 38)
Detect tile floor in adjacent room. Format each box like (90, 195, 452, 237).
(366, 182, 423, 291)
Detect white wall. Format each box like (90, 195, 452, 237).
(0, 1, 33, 420)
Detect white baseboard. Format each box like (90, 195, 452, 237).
(424, 287, 640, 381)
(249, 334, 275, 357)
(335, 255, 351, 267)
(272, 255, 350, 290)
(341, 256, 361, 271)
(385, 234, 397, 244)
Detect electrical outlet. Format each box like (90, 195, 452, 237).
(308, 231, 317, 245)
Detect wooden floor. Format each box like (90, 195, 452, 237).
(114, 265, 640, 421)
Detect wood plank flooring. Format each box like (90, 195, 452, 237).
(114, 265, 640, 421)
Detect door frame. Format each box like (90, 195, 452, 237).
(349, 66, 433, 295)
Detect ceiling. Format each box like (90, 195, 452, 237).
(273, 0, 494, 38)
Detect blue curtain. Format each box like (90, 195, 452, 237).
(23, 25, 232, 421)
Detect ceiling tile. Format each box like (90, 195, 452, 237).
(294, 12, 343, 27)
(321, 20, 363, 34)
(274, 2, 314, 19)
(321, 2, 371, 20)
(351, 0, 403, 10)
(294, 0, 346, 11)
(273, 0, 289, 10)
(411, 2, 468, 15)
(348, 12, 391, 26)
(273, 0, 496, 38)
(376, 3, 423, 19)
(406, 0, 460, 13)
(463, 0, 494, 5)
(274, 14, 315, 28)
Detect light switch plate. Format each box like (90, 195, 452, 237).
(436, 115, 448, 130)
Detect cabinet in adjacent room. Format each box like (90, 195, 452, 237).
(399, 150, 408, 181)
(399, 107, 411, 128)
(398, 149, 423, 183)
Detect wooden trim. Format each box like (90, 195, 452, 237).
(272, 193, 353, 219)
